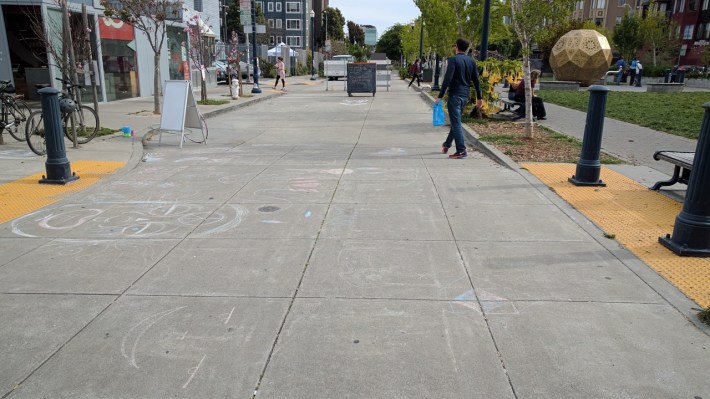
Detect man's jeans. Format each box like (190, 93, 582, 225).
(443, 95, 467, 153)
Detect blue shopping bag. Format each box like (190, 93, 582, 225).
(432, 102, 445, 126)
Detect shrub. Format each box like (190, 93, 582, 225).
(643, 64, 673, 78)
(475, 59, 523, 116)
(259, 57, 275, 78)
(399, 66, 410, 79)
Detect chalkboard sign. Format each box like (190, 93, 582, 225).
(347, 63, 376, 97)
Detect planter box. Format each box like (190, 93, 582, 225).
(646, 83, 684, 93)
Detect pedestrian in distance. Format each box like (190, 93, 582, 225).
(408, 58, 422, 88)
(273, 56, 286, 90)
(634, 60, 643, 87)
(614, 56, 625, 84)
(629, 57, 637, 86)
(513, 69, 547, 121)
(434, 38, 483, 159)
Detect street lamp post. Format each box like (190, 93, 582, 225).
(480, 0, 491, 61)
(250, 0, 261, 93)
(432, 54, 441, 91)
(418, 21, 423, 63)
(220, 0, 228, 43)
(310, 10, 316, 80)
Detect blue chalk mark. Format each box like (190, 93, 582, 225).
(455, 289, 476, 301)
(304, 211, 312, 218)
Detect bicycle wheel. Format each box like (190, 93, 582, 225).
(63, 105, 99, 144)
(6, 99, 31, 141)
(25, 110, 46, 156)
(185, 112, 208, 143)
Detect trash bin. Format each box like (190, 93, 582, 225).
(422, 68, 433, 82)
(677, 69, 686, 83)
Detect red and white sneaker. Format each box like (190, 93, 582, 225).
(448, 151, 468, 159)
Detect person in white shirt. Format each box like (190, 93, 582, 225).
(635, 60, 643, 87)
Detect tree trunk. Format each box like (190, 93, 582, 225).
(201, 75, 207, 102)
(522, 52, 534, 138)
(62, 0, 78, 147)
(82, 5, 99, 112)
(154, 53, 161, 114)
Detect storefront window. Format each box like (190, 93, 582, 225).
(99, 17, 137, 101)
(167, 26, 189, 80)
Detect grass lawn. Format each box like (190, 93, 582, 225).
(540, 90, 709, 140)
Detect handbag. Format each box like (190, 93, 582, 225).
(432, 102, 445, 126)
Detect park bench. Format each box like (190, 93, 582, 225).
(603, 70, 621, 85)
(500, 98, 522, 113)
(650, 150, 695, 190)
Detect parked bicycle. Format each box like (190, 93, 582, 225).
(24, 78, 99, 155)
(0, 80, 32, 143)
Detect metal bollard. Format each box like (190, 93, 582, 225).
(659, 102, 710, 256)
(38, 87, 79, 185)
(569, 85, 610, 187)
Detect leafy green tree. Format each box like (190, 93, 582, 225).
(414, 0, 460, 55)
(376, 24, 406, 62)
(612, 12, 644, 62)
(101, 0, 182, 114)
(400, 18, 432, 63)
(225, 1, 244, 43)
(347, 21, 365, 45)
(321, 7, 345, 44)
(510, 0, 575, 136)
(640, 3, 678, 66)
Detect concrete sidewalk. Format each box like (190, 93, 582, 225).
(0, 74, 708, 398)
(0, 78, 298, 185)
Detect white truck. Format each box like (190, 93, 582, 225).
(324, 54, 354, 80)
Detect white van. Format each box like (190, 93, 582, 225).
(324, 55, 355, 80)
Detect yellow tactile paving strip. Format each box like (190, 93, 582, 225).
(523, 163, 710, 308)
(0, 160, 124, 225)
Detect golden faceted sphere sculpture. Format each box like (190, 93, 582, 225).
(549, 29, 612, 86)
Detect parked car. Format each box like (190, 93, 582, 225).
(214, 60, 252, 82)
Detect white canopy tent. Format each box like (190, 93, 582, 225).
(268, 43, 298, 57)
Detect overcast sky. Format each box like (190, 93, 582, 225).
(327, 0, 421, 37)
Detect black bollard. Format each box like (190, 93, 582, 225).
(38, 87, 79, 185)
(659, 102, 710, 256)
(569, 85, 610, 187)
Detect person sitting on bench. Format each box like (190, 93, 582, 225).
(508, 80, 518, 101)
(513, 69, 547, 120)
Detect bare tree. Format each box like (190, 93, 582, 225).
(226, 30, 243, 98)
(101, 0, 183, 114)
(184, 11, 212, 102)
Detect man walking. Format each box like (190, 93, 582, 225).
(435, 38, 483, 159)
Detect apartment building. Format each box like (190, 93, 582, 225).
(256, 0, 313, 47)
(571, 0, 709, 65)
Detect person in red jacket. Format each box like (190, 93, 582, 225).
(408, 59, 422, 88)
